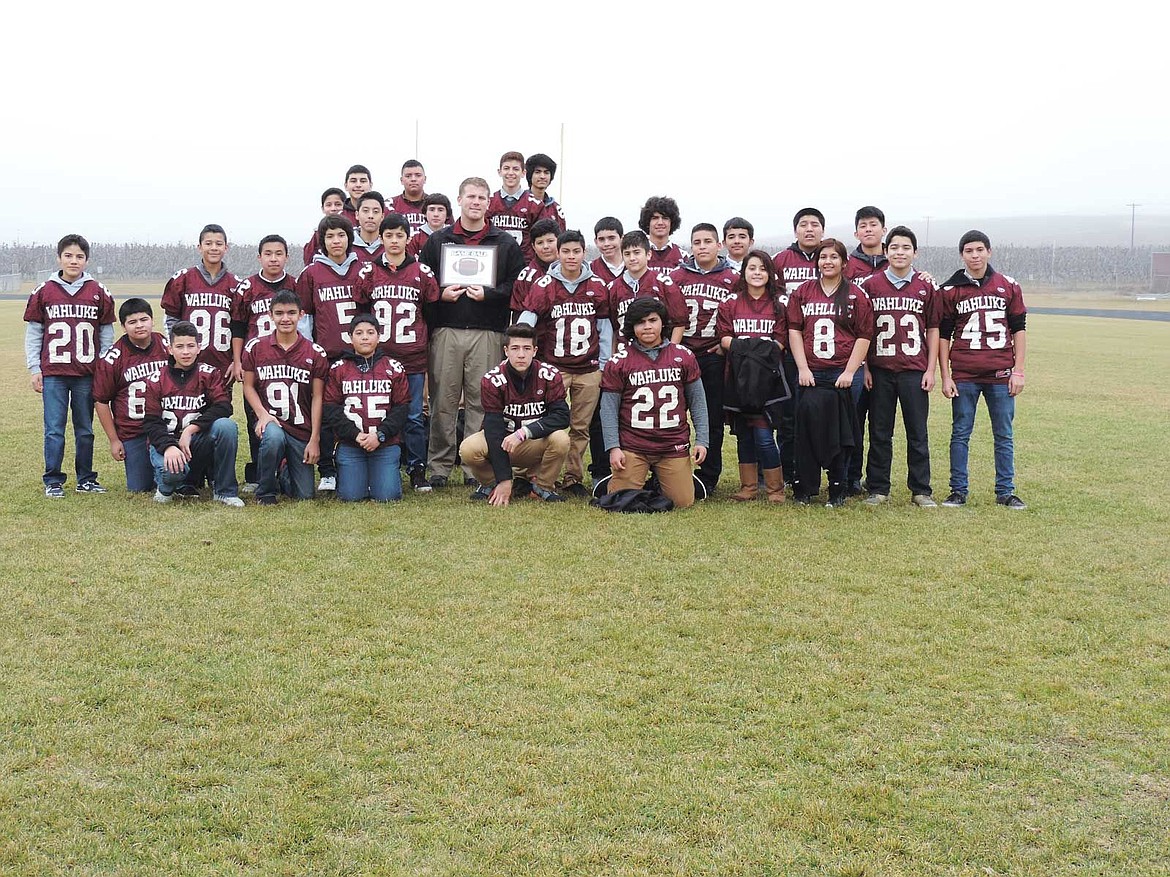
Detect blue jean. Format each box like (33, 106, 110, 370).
(736, 425, 781, 469)
(149, 418, 240, 497)
(404, 371, 427, 473)
(42, 374, 96, 487)
(122, 434, 155, 493)
(950, 381, 1015, 497)
(256, 422, 315, 500)
(336, 441, 402, 502)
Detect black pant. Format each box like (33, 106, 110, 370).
(776, 350, 799, 485)
(696, 350, 725, 493)
(866, 367, 931, 496)
(848, 383, 869, 485)
(587, 400, 610, 481)
(244, 402, 260, 483)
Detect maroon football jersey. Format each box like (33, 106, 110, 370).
(406, 227, 438, 258)
(302, 232, 319, 266)
(24, 275, 116, 377)
(772, 245, 819, 297)
(532, 195, 566, 231)
(93, 332, 170, 439)
(602, 342, 702, 458)
(940, 271, 1026, 384)
(481, 358, 567, 432)
(389, 194, 427, 236)
(353, 257, 440, 373)
(161, 266, 242, 373)
(648, 242, 686, 272)
(510, 260, 549, 312)
(296, 256, 365, 360)
(323, 355, 410, 445)
(341, 203, 359, 227)
(590, 257, 624, 287)
(241, 334, 330, 441)
(862, 271, 940, 373)
(846, 250, 887, 287)
(524, 274, 612, 373)
(352, 236, 384, 265)
(669, 262, 740, 356)
(232, 272, 298, 341)
(715, 292, 786, 344)
(144, 361, 229, 438)
(487, 190, 541, 261)
(607, 271, 688, 335)
(786, 278, 875, 370)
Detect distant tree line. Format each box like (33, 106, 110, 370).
(0, 242, 1163, 288)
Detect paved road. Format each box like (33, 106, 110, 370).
(1029, 307, 1170, 322)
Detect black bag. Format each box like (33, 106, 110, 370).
(590, 488, 674, 513)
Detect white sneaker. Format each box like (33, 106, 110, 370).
(911, 494, 938, 507)
(214, 494, 245, 508)
(317, 476, 336, 492)
(863, 493, 889, 505)
(153, 490, 173, 504)
(241, 481, 259, 494)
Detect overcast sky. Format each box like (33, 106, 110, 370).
(3, 1, 1167, 249)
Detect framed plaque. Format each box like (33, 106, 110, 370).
(440, 243, 498, 288)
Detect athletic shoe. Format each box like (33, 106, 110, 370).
(469, 484, 492, 501)
(846, 479, 865, 497)
(44, 484, 65, 499)
(996, 494, 1027, 510)
(693, 475, 710, 501)
(911, 494, 937, 508)
(410, 469, 432, 493)
(825, 496, 846, 508)
(257, 495, 278, 506)
(75, 480, 107, 494)
(511, 477, 533, 499)
(317, 476, 336, 492)
(153, 489, 172, 504)
(241, 482, 259, 494)
(174, 484, 201, 499)
(941, 491, 967, 507)
(214, 494, 245, 508)
(792, 494, 812, 506)
(591, 475, 612, 498)
(863, 493, 889, 506)
(532, 484, 566, 503)
(429, 474, 449, 490)
(561, 482, 590, 498)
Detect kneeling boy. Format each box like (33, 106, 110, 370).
(600, 298, 709, 509)
(142, 320, 242, 506)
(241, 291, 330, 504)
(459, 324, 570, 506)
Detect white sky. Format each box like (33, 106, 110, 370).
(3, 0, 1167, 248)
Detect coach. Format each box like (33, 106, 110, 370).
(419, 176, 525, 487)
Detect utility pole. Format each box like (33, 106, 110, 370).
(1126, 202, 1140, 250)
(924, 216, 932, 247)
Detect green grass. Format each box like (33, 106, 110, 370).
(1, 301, 1168, 875)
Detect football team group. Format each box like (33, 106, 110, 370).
(24, 152, 1028, 511)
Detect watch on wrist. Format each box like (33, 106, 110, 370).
(376, 430, 387, 444)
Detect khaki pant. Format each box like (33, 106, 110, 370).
(561, 370, 602, 487)
(427, 327, 506, 479)
(607, 450, 695, 509)
(459, 429, 570, 491)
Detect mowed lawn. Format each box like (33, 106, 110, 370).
(1, 300, 1168, 876)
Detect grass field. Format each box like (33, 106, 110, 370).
(1, 300, 1168, 875)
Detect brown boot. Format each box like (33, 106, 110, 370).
(731, 464, 759, 501)
(763, 467, 786, 503)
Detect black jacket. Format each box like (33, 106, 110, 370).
(795, 384, 857, 470)
(724, 338, 791, 427)
(418, 224, 526, 333)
